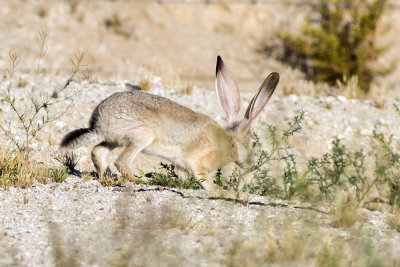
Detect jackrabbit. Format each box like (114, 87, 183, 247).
(60, 56, 279, 190)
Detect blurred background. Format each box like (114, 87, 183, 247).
(0, 0, 399, 97)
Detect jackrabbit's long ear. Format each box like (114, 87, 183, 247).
(216, 56, 241, 124)
(238, 72, 279, 134)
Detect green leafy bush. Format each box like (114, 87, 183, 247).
(307, 137, 373, 204)
(243, 111, 306, 199)
(139, 163, 203, 190)
(373, 130, 400, 207)
(241, 107, 400, 209)
(278, 0, 392, 92)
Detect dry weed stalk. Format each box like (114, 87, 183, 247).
(0, 30, 87, 158)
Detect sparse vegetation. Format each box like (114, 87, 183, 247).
(138, 73, 153, 92)
(95, 162, 203, 189)
(385, 207, 400, 231)
(331, 191, 364, 228)
(0, 151, 49, 188)
(50, 167, 69, 183)
(242, 111, 306, 199)
(223, 219, 397, 266)
(36, 6, 49, 18)
(0, 30, 87, 159)
(104, 12, 135, 39)
(136, 163, 203, 190)
(228, 108, 400, 215)
(373, 129, 400, 207)
(39, 198, 400, 266)
(0, 150, 67, 188)
(55, 152, 79, 173)
(276, 0, 392, 93)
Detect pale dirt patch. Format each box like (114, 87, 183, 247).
(0, 0, 399, 96)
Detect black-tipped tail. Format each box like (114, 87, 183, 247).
(60, 128, 100, 149)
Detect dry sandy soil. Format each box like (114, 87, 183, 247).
(1, 0, 399, 95)
(0, 72, 399, 266)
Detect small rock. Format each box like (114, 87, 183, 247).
(337, 95, 347, 103)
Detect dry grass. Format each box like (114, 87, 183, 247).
(172, 82, 193, 95)
(331, 192, 365, 228)
(316, 241, 343, 267)
(263, 220, 309, 263)
(0, 151, 50, 188)
(138, 73, 153, 92)
(159, 204, 196, 231)
(0, 150, 69, 188)
(224, 220, 312, 266)
(224, 218, 399, 266)
(107, 197, 187, 266)
(36, 6, 48, 18)
(386, 207, 400, 231)
(104, 12, 135, 39)
(160, 70, 193, 94)
(0, 233, 17, 266)
(48, 222, 80, 267)
(68, 0, 79, 14)
(369, 84, 389, 109)
(138, 67, 194, 95)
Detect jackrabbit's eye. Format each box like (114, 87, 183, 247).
(251, 142, 257, 148)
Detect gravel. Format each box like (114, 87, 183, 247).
(1, 75, 400, 265)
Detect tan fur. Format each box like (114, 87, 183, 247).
(60, 56, 279, 190)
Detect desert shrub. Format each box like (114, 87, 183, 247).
(213, 166, 247, 193)
(372, 130, 400, 207)
(137, 163, 203, 190)
(0, 30, 86, 159)
(306, 135, 400, 208)
(307, 137, 374, 205)
(277, 0, 392, 92)
(104, 12, 135, 39)
(239, 108, 400, 209)
(243, 111, 306, 199)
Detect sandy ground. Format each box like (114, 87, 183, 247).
(0, 177, 399, 266)
(0, 74, 399, 265)
(0, 0, 399, 95)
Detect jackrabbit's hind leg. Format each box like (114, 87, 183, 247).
(91, 141, 117, 179)
(115, 136, 154, 178)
